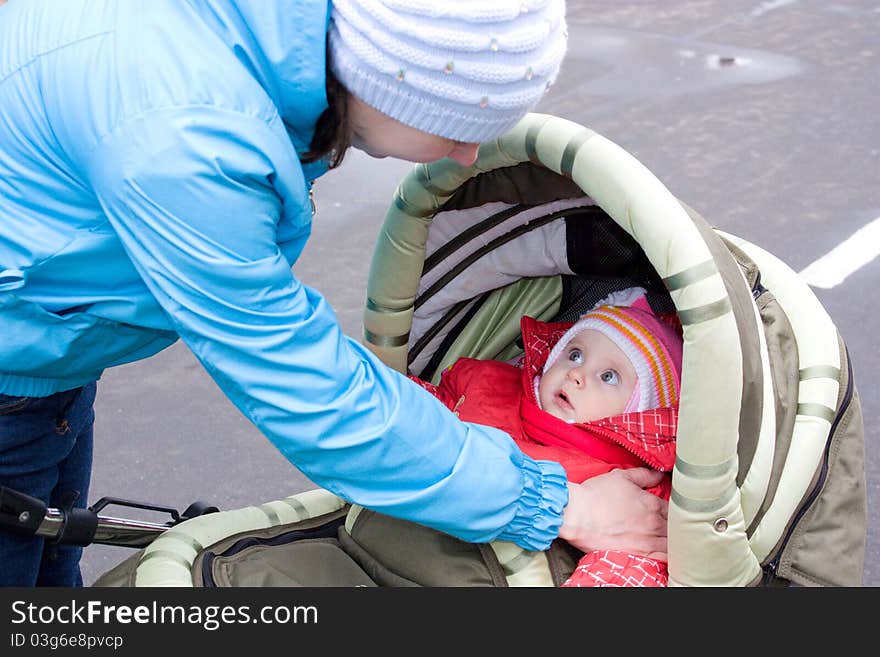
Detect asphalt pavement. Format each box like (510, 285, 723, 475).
(80, 1, 879, 586)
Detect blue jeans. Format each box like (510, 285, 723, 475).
(0, 382, 96, 586)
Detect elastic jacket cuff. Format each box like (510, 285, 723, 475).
(496, 457, 568, 552)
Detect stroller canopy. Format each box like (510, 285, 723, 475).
(362, 113, 866, 587)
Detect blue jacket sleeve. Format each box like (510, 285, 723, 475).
(86, 107, 568, 550)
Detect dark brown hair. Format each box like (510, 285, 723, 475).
(301, 47, 351, 169)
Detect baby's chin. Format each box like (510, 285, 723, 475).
(544, 406, 578, 425)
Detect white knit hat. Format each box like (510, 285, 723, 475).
(329, 0, 568, 143)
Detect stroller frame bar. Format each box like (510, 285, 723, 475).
(38, 509, 168, 549)
(0, 484, 209, 548)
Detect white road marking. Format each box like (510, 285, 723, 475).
(798, 217, 880, 288)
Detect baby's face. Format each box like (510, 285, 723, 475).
(538, 330, 637, 423)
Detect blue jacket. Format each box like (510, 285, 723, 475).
(0, 0, 566, 549)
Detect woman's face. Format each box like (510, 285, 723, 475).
(346, 93, 480, 166)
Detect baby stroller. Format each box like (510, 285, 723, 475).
(2, 113, 866, 587)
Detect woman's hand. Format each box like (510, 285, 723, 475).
(558, 468, 669, 560)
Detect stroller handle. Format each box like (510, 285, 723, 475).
(0, 485, 217, 548)
(36, 507, 168, 548)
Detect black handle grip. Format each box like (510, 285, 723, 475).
(57, 507, 99, 546)
(0, 485, 48, 537)
(1, 486, 97, 545)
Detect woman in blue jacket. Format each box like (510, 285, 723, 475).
(0, 0, 669, 586)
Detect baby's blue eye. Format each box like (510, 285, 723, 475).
(600, 369, 620, 385)
(567, 348, 584, 365)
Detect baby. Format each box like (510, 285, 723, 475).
(411, 286, 683, 586)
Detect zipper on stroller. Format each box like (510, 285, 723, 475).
(200, 516, 347, 587)
(762, 346, 855, 585)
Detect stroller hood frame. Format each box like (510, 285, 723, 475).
(362, 113, 866, 586)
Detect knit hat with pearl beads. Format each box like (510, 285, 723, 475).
(328, 0, 568, 144)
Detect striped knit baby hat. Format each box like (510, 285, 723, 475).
(328, 0, 568, 143)
(542, 287, 683, 412)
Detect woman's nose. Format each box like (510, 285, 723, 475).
(448, 142, 480, 166)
